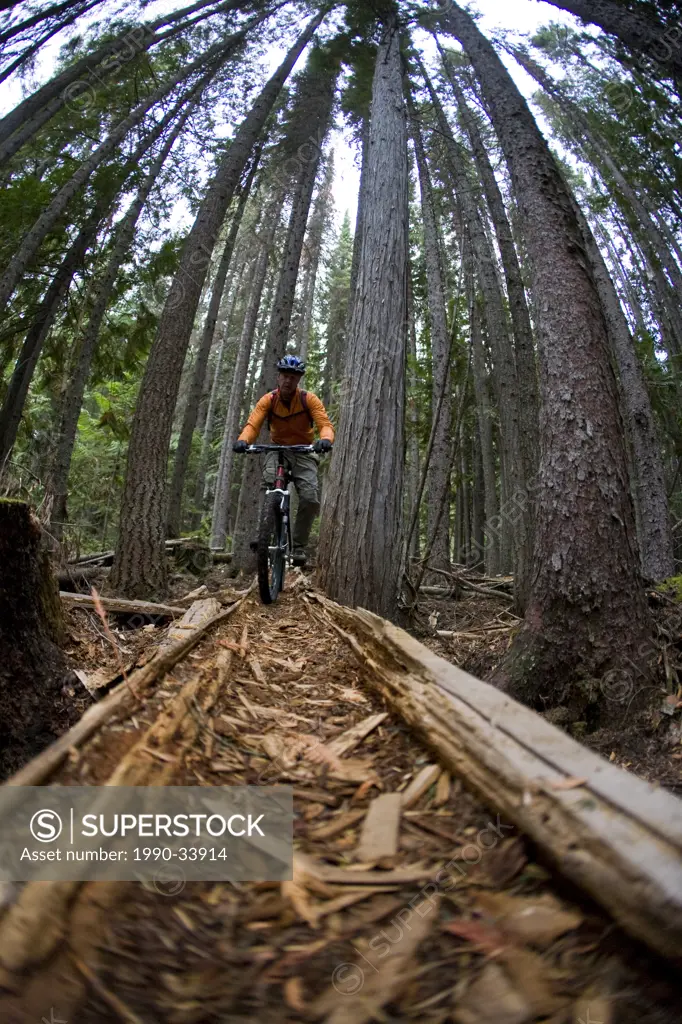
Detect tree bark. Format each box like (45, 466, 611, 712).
(166, 146, 261, 538)
(317, 16, 409, 619)
(406, 267, 421, 561)
(470, 417, 485, 568)
(407, 85, 452, 570)
(575, 208, 674, 581)
(438, 3, 652, 712)
(347, 115, 370, 327)
(0, 500, 81, 780)
(47, 97, 200, 541)
(110, 14, 324, 599)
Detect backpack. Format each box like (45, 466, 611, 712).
(266, 388, 314, 430)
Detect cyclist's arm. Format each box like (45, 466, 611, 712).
(238, 394, 269, 444)
(307, 393, 335, 442)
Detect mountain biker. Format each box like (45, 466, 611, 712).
(232, 355, 334, 567)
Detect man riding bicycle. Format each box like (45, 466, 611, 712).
(232, 355, 334, 567)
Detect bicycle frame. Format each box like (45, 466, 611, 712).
(267, 451, 292, 562)
(245, 444, 316, 568)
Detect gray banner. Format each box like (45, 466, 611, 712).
(0, 786, 292, 882)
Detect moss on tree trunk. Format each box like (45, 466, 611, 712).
(0, 499, 82, 779)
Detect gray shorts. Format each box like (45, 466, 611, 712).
(262, 451, 320, 505)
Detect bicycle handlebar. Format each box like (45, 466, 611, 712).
(243, 443, 325, 454)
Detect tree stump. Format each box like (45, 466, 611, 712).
(0, 500, 82, 780)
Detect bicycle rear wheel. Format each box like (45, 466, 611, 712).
(257, 492, 287, 604)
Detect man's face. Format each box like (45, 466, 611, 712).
(277, 371, 300, 399)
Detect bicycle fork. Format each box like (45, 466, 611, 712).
(268, 463, 291, 558)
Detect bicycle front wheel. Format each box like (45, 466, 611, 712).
(257, 492, 287, 604)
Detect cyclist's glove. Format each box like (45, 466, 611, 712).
(313, 439, 333, 454)
(233, 440, 248, 454)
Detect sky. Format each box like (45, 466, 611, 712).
(2, 0, 584, 233)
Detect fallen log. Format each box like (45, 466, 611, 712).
(59, 592, 185, 618)
(67, 538, 209, 568)
(313, 594, 682, 961)
(57, 564, 109, 590)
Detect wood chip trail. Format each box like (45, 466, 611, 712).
(0, 586, 680, 1024)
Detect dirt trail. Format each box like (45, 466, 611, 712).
(0, 584, 680, 1023)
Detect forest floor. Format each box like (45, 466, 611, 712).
(9, 570, 679, 1023)
(63, 559, 682, 791)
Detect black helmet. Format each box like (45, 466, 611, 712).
(276, 354, 305, 375)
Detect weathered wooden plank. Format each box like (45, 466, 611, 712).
(355, 794, 402, 863)
(401, 764, 441, 809)
(392, 626, 682, 849)
(327, 712, 387, 757)
(315, 595, 682, 960)
(161, 598, 223, 649)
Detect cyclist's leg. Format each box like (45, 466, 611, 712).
(262, 451, 278, 490)
(251, 452, 278, 551)
(289, 453, 320, 558)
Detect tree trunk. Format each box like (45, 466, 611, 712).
(211, 194, 284, 551)
(0, 0, 104, 87)
(48, 99, 199, 541)
(470, 293, 500, 575)
(406, 268, 421, 561)
(231, 60, 336, 571)
(0, 500, 81, 780)
(438, 3, 652, 713)
(441, 48, 539, 488)
(0, 0, 245, 162)
(576, 208, 674, 581)
(597, 224, 648, 336)
(421, 60, 530, 603)
(295, 157, 334, 360)
(0, 34, 239, 313)
(193, 260, 247, 522)
(347, 115, 370, 326)
(166, 146, 260, 537)
(110, 14, 324, 600)
(510, 47, 682, 300)
(541, 0, 682, 85)
(317, 16, 409, 619)
(0, 0, 105, 46)
(470, 417, 485, 569)
(0, 201, 107, 470)
(407, 85, 452, 570)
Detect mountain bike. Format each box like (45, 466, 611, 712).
(243, 444, 322, 605)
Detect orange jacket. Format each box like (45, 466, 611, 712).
(238, 388, 335, 446)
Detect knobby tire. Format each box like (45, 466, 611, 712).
(257, 492, 286, 604)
